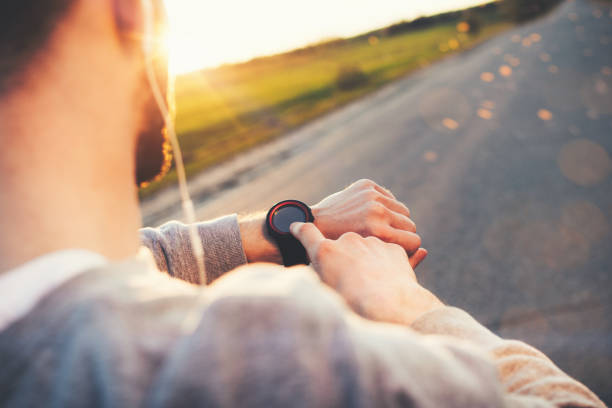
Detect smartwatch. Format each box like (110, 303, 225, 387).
(266, 200, 315, 267)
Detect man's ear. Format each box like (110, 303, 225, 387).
(112, 0, 144, 45)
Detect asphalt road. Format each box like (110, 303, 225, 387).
(143, 0, 612, 402)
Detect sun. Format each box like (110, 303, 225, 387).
(163, 1, 258, 75)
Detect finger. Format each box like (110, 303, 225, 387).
(382, 227, 421, 254)
(373, 184, 396, 200)
(290, 222, 326, 255)
(388, 210, 416, 232)
(409, 248, 428, 269)
(377, 195, 411, 218)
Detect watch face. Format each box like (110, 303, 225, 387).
(271, 205, 307, 234)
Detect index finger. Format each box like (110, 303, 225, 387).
(290, 222, 326, 254)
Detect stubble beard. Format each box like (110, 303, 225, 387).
(134, 66, 173, 188)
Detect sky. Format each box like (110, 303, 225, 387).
(164, 0, 492, 74)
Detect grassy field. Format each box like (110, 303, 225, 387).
(141, 4, 512, 197)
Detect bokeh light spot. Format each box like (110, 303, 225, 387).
(581, 74, 612, 115)
(602, 66, 612, 76)
(595, 78, 608, 95)
(480, 72, 495, 82)
(561, 201, 609, 244)
(511, 34, 521, 43)
(522, 37, 532, 47)
(448, 38, 460, 50)
(538, 109, 553, 121)
(504, 54, 521, 67)
(530, 33, 542, 42)
(499, 65, 513, 77)
(457, 22, 470, 33)
(477, 108, 493, 119)
(548, 65, 559, 74)
(539, 52, 551, 62)
(368, 36, 379, 46)
(423, 150, 439, 163)
(442, 118, 459, 130)
(558, 139, 612, 186)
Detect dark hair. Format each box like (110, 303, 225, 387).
(0, 0, 76, 93)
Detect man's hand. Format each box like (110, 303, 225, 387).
(290, 222, 444, 326)
(239, 179, 426, 266)
(312, 179, 422, 255)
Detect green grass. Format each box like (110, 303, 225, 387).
(140, 9, 512, 197)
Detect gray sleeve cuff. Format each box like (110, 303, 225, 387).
(197, 214, 248, 282)
(140, 214, 248, 285)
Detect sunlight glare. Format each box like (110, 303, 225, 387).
(164, 0, 495, 74)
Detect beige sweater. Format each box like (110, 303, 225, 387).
(139, 215, 606, 407)
(0, 214, 604, 406)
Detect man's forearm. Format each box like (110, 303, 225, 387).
(238, 213, 283, 264)
(411, 307, 605, 407)
(140, 215, 248, 284)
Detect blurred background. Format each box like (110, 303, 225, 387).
(141, 0, 612, 403)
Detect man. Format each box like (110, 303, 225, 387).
(0, 0, 604, 407)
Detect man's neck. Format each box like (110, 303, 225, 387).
(0, 70, 143, 273)
(0, 167, 142, 273)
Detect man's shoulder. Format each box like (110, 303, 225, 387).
(0, 259, 207, 406)
(0, 258, 200, 352)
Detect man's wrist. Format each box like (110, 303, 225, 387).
(238, 213, 283, 264)
(400, 287, 446, 326)
(357, 282, 445, 327)
(310, 205, 323, 230)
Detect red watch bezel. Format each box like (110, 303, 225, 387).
(266, 200, 313, 235)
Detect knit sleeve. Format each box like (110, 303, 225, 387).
(411, 307, 605, 408)
(146, 265, 508, 408)
(140, 214, 248, 285)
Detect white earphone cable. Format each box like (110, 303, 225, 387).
(141, 0, 207, 285)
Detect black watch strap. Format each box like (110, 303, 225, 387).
(266, 199, 314, 267)
(277, 234, 309, 266)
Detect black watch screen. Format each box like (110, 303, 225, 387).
(266, 200, 315, 266)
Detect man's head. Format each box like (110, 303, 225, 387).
(0, 1, 73, 93)
(0, 0, 172, 186)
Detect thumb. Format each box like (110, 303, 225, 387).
(290, 222, 326, 259)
